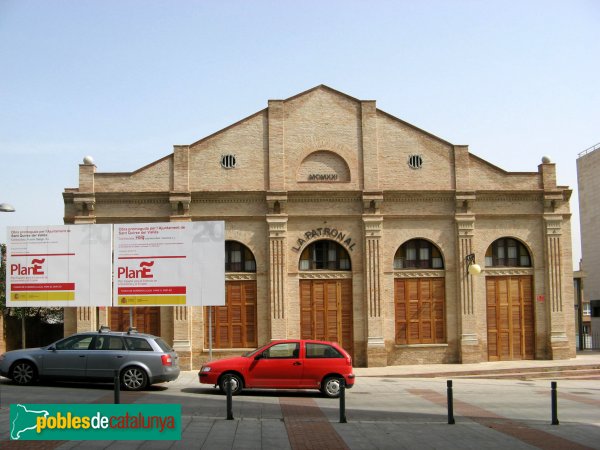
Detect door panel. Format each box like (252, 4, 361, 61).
(85, 336, 126, 379)
(205, 280, 257, 348)
(394, 278, 446, 345)
(246, 342, 303, 388)
(42, 334, 94, 377)
(42, 351, 88, 377)
(486, 276, 534, 361)
(300, 279, 353, 357)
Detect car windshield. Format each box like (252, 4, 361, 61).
(243, 343, 271, 357)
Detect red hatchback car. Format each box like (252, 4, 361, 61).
(198, 339, 354, 398)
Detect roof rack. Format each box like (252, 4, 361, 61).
(127, 327, 138, 335)
(98, 325, 111, 333)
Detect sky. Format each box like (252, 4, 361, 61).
(0, 0, 598, 267)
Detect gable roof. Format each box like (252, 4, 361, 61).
(188, 84, 453, 149)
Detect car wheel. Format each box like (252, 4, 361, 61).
(121, 366, 148, 391)
(11, 361, 37, 386)
(321, 376, 343, 398)
(219, 373, 243, 395)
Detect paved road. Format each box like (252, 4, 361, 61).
(1, 370, 600, 449)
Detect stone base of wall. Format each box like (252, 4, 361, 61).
(352, 340, 366, 367)
(460, 344, 485, 363)
(550, 343, 575, 360)
(388, 345, 457, 365)
(366, 340, 387, 367)
(176, 351, 192, 371)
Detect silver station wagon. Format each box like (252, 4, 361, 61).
(0, 327, 180, 391)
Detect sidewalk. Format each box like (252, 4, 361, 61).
(104, 353, 600, 449)
(353, 351, 600, 378)
(3, 353, 599, 450)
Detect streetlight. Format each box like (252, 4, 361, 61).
(0, 203, 15, 212)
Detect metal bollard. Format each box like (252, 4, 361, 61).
(551, 381, 559, 425)
(447, 380, 455, 425)
(114, 370, 120, 404)
(339, 378, 347, 423)
(226, 376, 234, 420)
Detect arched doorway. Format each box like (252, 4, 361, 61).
(393, 239, 446, 344)
(204, 241, 258, 348)
(298, 240, 353, 356)
(485, 237, 534, 361)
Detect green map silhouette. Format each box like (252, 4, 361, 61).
(11, 404, 49, 440)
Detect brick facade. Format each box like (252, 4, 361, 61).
(60, 85, 576, 368)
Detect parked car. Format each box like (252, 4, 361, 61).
(198, 339, 354, 398)
(0, 327, 180, 391)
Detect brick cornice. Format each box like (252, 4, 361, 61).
(225, 273, 257, 281)
(192, 192, 265, 204)
(483, 268, 534, 276)
(385, 192, 455, 202)
(476, 192, 543, 202)
(298, 271, 353, 280)
(393, 270, 446, 278)
(94, 192, 169, 204)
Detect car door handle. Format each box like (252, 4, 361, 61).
(79, 355, 86, 358)
(292, 362, 302, 366)
(116, 355, 123, 358)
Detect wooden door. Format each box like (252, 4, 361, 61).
(394, 278, 445, 344)
(110, 307, 160, 336)
(205, 280, 257, 348)
(300, 279, 353, 357)
(486, 276, 534, 361)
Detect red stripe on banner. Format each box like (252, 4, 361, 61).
(10, 253, 76, 257)
(117, 255, 187, 259)
(118, 286, 187, 295)
(11, 283, 76, 291)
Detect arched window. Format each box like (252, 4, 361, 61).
(298, 241, 351, 271)
(394, 239, 444, 270)
(225, 241, 256, 272)
(485, 238, 531, 267)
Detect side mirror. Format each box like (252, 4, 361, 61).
(47, 345, 56, 352)
(254, 352, 264, 360)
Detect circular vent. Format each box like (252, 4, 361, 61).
(407, 154, 423, 170)
(221, 154, 236, 169)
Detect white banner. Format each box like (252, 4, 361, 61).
(113, 221, 225, 307)
(6, 225, 113, 307)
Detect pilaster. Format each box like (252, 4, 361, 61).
(170, 145, 191, 221)
(361, 101, 379, 192)
(267, 214, 288, 339)
(73, 307, 97, 333)
(543, 214, 570, 359)
(172, 306, 192, 370)
(456, 214, 482, 363)
(268, 100, 285, 192)
(363, 214, 385, 366)
(169, 193, 191, 221)
(73, 162, 97, 223)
